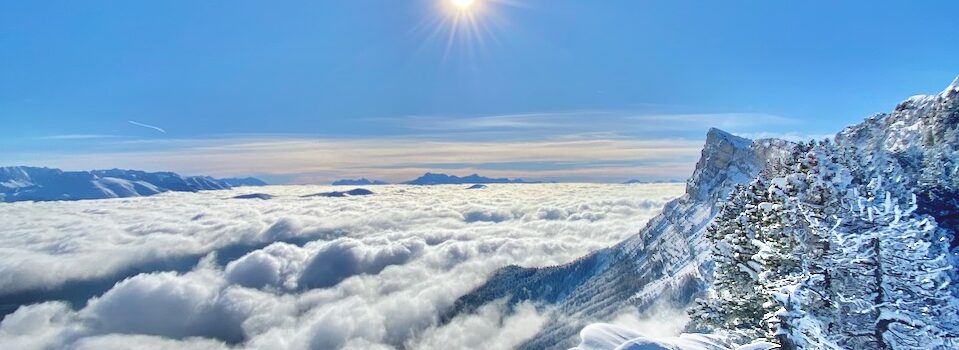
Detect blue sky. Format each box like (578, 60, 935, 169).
(2, 0, 957, 183)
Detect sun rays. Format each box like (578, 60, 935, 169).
(409, 0, 518, 60)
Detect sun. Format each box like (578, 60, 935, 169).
(411, 0, 511, 59)
(450, 0, 476, 11)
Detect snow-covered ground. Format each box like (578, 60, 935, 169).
(0, 183, 683, 349)
(571, 323, 776, 350)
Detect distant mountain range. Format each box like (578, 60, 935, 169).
(403, 172, 536, 185)
(622, 179, 683, 184)
(219, 177, 268, 187)
(0, 166, 266, 203)
(333, 173, 532, 186)
(339, 173, 683, 186)
(331, 178, 389, 186)
(302, 188, 374, 198)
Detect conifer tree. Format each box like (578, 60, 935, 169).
(694, 139, 959, 349)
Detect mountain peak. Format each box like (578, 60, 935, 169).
(403, 172, 533, 185)
(705, 128, 751, 149)
(687, 128, 772, 201)
(943, 75, 959, 98)
(331, 178, 388, 186)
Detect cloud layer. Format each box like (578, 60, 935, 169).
(0, 183, 683, 349)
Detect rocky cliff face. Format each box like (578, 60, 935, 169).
(444, 129, 792, 349)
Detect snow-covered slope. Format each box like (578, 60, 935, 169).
(0, 167, 266, 202)
(837, 76, 958, 154)
(835, 77, 959, 243)
(444, 129, 792, 349)
(570, 323, 775, 350)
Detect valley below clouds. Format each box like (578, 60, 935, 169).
(0, 183, 683, 349)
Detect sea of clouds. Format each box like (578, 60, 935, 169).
(0, 183, 683, 349)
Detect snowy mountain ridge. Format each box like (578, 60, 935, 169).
(686, 78, 959, 349)
(0, 166, 267, 203)
(404, 172, 536, 185)
(331, 178, 389, 186)
(446, 77, 959, 350)
(444, 129, 793, 349)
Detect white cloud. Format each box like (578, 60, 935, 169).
(225, 242, 308, 290)
(72, 335, 229, 350)
(606, 303, 690, 339)
(128, 120, 167, 134)
(410, 301, 548, 350)
(0, 183, 684, 349)
(82, 265, 244, 341)
(381, 111, 796, 135)
(0, 301, 84, 350)
(298, 237, 426, 290)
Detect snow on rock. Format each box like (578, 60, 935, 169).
(573, 323, 646, 350)
(570, 323, 738, 350)
(571, 324, 778, 350)
(941, 75, 959, 98)
(731, 342, 778, 350)
(611, 335, 732, 350)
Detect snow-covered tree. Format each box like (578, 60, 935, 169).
(690, 183, 770, 343)
(771, 141, 849, 349)
(852, 180, 959, 349)
(695, 139, 959, 349)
